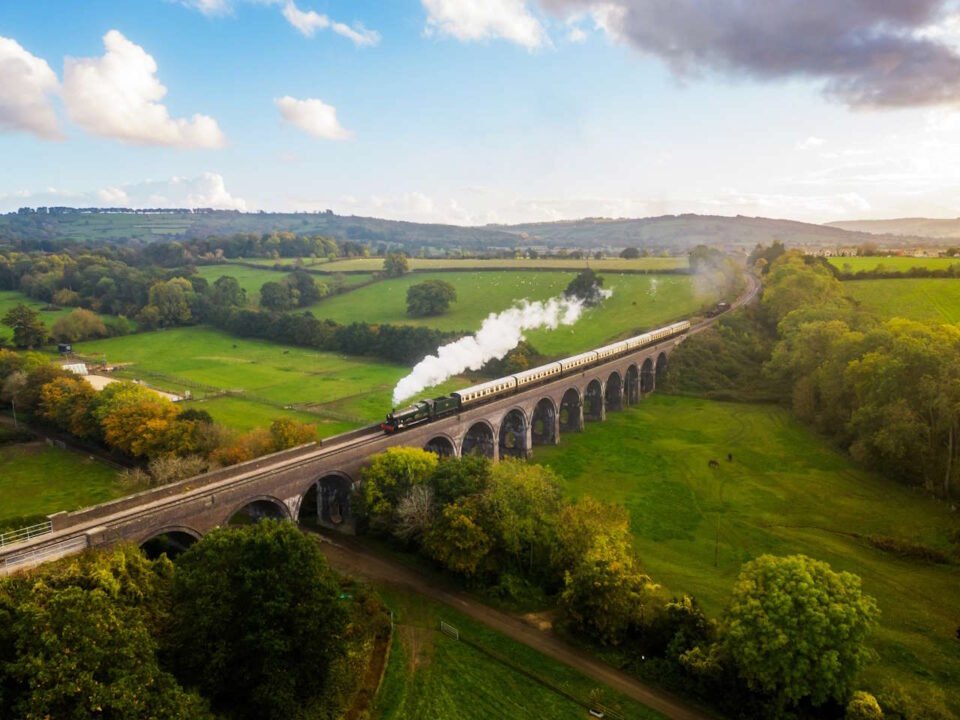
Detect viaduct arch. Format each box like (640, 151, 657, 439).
(0, 334, 689, 573)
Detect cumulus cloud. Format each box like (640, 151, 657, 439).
(422, 0, 549, 50)
(0, 172, 246, 212)
(97, 186, 129, 204)
(62, 30, 225, 148)
(275, 96, 353, 140)
(281, 1, 380, 45)
(0, 36, 61, 139)
(537, 0, 960, 108)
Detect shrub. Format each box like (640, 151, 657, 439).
(867, 535, 950, 564)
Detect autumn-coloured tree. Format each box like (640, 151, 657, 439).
(38, 376, 99, 438)
(360, 447, 438, 530)
(51, 308, 108, 343)
(268, 417, 316, 451)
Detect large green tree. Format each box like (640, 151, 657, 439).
(406, 279, 457, 316)
(166, 521, 348, 720)
(719, 554, 879, 710)
(2, 303, 47, 349)
(210, 275, 246, 307)
(0, 546, 211, 720)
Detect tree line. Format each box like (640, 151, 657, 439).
(0, 350, 317, 478)
(671, 248, 960, 500)
(355, 448, 881, 719)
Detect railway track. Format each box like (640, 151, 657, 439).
(0, 271, 761, 573)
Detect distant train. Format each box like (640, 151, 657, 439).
(380, 320, 691, 433)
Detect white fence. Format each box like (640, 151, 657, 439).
(1, 535, 88, 572)
(0, 520, 52, 548)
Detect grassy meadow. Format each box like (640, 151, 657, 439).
(828, 256, 960, 273)
(73, 327, 467, 435)
(845, 278, 960, 323)
(0, 290, 82, 344)
(193, 264, 375, 305)
(374, 585, 664, 720)
(312, 271, 714, 357)
(534, 395, 960, 714)
(0, 441, 133, 524)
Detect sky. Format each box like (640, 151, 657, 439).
(3, 0, 960, 224)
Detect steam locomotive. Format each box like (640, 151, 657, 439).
(380, 320, 691, 433)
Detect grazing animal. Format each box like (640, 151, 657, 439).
(727, 453, 733, 462)
(708, 459, 720, 470)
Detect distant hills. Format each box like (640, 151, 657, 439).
(0, 207, 936, 250)
(827, 217, 960, 240)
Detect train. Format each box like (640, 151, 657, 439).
(380, 320, 691, 433)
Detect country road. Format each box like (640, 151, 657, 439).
(317, 534, 716, 720)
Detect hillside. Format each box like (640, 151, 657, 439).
(494, 214, 889, 249)
(827, 217, 960, 239)
(0, 208, 901, 250)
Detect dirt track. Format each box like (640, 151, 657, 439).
(317, 535, 715, 720)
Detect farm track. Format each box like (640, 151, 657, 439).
(317, 534, 714, 720)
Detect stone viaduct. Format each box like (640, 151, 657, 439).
(0, 338, 680, 573)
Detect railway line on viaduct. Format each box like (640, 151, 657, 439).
(0, 274, 759, 574)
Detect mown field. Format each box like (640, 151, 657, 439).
(828, 256, 960, 273)
(534, 395, 960, 715)
(73, 327, 467, 435)
(374, 585, 664, 720)
(313, 271, 714, 357)
(193, 264, 375, 305)
(845, 278, 960, 323)
(301, 256, 688, 273)
(0, 440, 133, 525)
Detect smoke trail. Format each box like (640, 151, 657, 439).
(392, 294, 590, 406)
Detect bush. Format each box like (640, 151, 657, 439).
(846, 691, 884, 720)
(0, 425, 35, 445)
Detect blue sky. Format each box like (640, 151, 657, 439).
(3, 0, 960, 223)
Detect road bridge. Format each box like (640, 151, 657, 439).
(0, 275, 759, 574)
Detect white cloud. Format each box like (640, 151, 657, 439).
(796, 136, 826, 151)
(62, 30, 226, 148)
(275, 95, 353, 140)
(422, 0, 549, 50)
(176, 0, 232, 16)
(281, 1, 380, 45)
(0, 36, 61, 139)
(97, 186, 129, 204)
(0, 172, 246, 212)
(177, 0, 380, 45)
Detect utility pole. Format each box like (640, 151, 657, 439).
(11, 395, 18, 429)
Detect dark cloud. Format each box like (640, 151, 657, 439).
(540, 0, 960, 108)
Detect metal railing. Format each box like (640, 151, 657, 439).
(0, 520, 52, 548)
(2, 535, 88, 571)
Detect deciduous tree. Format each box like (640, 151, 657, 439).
(719, 554, 879, 710)
(167, 521, 347, 720)
(406, 279, 457, 316)
(2, 303, 47, 348)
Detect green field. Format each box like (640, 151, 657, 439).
(374, 585, 664, 720)
(194, 264, 375, 305)
(845, 278, 960, 323)
(312, 271, 714, 357)
(0, 440, 135, 524)
(73, 327, 467, 434)
(307, 256, 687, 273)
(0, 290, 79, 344)
(828, 256, 960, 273)
(534, 395, 960, 714)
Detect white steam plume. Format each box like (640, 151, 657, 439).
(392, 293, 593, 406)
